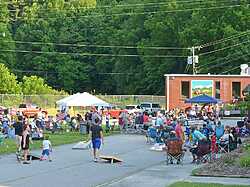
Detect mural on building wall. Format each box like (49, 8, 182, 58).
(192, 80, 213, 97)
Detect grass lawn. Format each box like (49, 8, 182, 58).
(169, 182, 250, 187)
(0, 130, 119, 155)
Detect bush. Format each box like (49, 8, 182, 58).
(223, 155, 235, 165)
(240, 156, 250, 167)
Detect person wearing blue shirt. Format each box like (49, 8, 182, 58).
(190, 126, 207, 163)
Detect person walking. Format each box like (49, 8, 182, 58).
(89, 118, 104, 162)
(13, 116, 24, 154)
(21, 124, 31, 164)
(40, 135, 52, 162)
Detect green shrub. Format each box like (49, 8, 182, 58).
(223, 155, 235, 165)
(240, 156, 250, 167)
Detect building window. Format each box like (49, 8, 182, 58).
(215, 81, 220, 99)
(181, 81, 190, 99)
(232, 82, 241, 99)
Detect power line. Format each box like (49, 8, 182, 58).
(0, 49, 188, 58)
(220, 66, 240, 74)
(5, 0, 238, 12)
(199, 40, 250, 56)
(199, 53, 250, 72)
(0, 0, 238, 9)
(1, 40, 189, 50)
(2, 3, 247, 21)
(199, 30, 250, 48)
(198, 54, 233, 69)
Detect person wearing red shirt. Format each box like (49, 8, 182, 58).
(175, 122, 184, 143)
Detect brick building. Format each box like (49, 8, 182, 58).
(164, 74, 250, 110)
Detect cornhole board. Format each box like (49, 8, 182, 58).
(16, 153, 40, 162)
(27, 154, 40, 160)
(99, 155, 123, 164)
(72, 141, 91, 150)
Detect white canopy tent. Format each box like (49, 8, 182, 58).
(57, 92, 110, 107)
(56, 93, 80, 105)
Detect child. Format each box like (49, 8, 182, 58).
(40, 135, 52, 162)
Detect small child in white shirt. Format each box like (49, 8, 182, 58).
(40, 135, 52, 162)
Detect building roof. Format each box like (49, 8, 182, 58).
(164, 74, 250, 77)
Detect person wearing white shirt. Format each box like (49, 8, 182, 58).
(40, 135, 52, 162)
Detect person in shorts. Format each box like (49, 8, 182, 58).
(40, 135, 52, 162)
(13, 116, 23, 153)
(89, 118, 104, 162)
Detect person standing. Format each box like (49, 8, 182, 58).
(21, 124, 31, 164)
(89, 118, 104, 162)
(40, 135, 52, 162)
(13, 116, 23, 154)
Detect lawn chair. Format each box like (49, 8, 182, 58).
(165, 139, 185, 165)
(146, 127, 157, 144)
(0, 132, 5, 146)
(196, 140, 211, 164)
(217, 136, 230, 154)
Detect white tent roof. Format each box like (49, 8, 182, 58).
(58, 92, 110, 107)
(56, 93, 80, 105)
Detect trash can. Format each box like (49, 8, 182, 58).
(80, 123, 87, 134)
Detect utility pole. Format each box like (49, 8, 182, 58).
(189, 46, 199, 75)
(191, 46, 196, 75)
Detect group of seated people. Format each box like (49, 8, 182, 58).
(146, 115, 247, 164)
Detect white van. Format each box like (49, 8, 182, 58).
(125, 105, 142, 114)
(140, 102, 161, 114)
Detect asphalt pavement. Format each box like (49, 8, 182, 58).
(0, 118, 249, 187)
(0, 134, 166, 187)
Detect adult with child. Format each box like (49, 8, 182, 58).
(89, 117, 104, 162)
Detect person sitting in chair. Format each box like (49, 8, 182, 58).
(165, 131, 184, 164)
(190, 125, 207, 163)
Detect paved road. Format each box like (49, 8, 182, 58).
(0, 134, 166, 187)
(0, 118, 249, 187)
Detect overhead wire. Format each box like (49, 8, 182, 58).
(199, 40, 250, 56)
(1, 40, 189, 50)
(4, 0, 239, 13)
(220, 64, 249, 74)
(0, 0, 239, 9)
(199, 30, 250, 48)
(1, 3, 247, 21)
(0, 49, 188, 58)
(199, 53, 250, 72)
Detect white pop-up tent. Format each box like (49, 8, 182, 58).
(56, 93, 81, 105)
(57, 92, 110, 107)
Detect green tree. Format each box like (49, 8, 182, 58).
(0, 63, 21, 94)
(21, 75, 64, 95)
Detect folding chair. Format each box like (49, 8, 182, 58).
(0, 133, 5, 146)
(217, 140, 229, 154)
(146, 127, 157, 144)
(196, 140, 211, 164)
(165, 139, 185, 165)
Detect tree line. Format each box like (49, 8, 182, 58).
(0, 0, 249, 95)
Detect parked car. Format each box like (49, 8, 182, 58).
(125, 105, 142, 114)
(13, 104, 47, 118)
(139, 102, 161, 115)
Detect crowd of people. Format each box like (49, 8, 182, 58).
(0, 103, 249, 164)
(141, 106, 250, 164)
